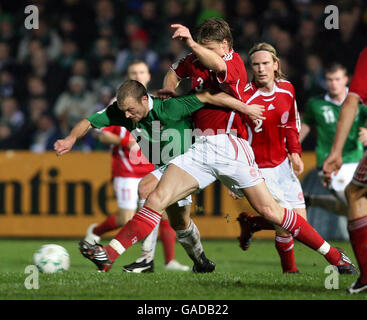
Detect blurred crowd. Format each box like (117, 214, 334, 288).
(0, 0, 366, 151)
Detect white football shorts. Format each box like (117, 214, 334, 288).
(260, 158, 305, 209)
(113, 176, 141, 210)
(151, 164, 192, 207)
(169, 134, 264, 197)
(330, 162, 358, 205)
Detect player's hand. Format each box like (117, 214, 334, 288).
(54, 136, 76, 156)
(289, 153, 304, 175)
(171, 24, 195, 47)
(157, 88, 178, 99)
(322, 151, 343, 187)
(358, 127, 367, 146)
(227, 189, 241, 200)
(244, 104, 266, 121)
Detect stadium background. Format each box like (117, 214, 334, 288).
(0, 0, 366, 240)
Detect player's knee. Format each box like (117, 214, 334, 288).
(146, 188, 169, 211)
(138, 180, 153, 200)
(344, 183, 367, 203)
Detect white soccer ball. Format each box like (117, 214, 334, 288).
(33, 244, 70, 274)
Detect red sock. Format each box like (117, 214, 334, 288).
(105, 206, 161, 262)
(348, 216, 367, 283)
(93, 214, 118, 236)
(159, 219, 176, 264)
(275, 235, 298, 273)
(251, 216, 275, 231)
(281, 209, 340, 265)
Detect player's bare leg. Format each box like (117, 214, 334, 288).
(122, 171, 189, 272)
(146, 164, 215, 272)
(305, 193, 348, 216)
(344, 182, 367, 293)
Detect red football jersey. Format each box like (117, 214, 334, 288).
(349, 47, 367, 106)
(171, 50, 248, 138)
(243, 80, 301, 168)
(102, 126, 154, 178)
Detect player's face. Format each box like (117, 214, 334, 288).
(251, 51, 277, 88)
(200, 39, 228, 57)
(325, 70, 348, 97)
(127, 63, 151, 88)
(119, 96, 149, 122)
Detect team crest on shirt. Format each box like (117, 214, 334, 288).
(298, 192, 304, 201)
(281, 111, 289, 124)
(250, 168, 258, 178)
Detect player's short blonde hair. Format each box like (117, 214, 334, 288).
(116, 80, 147, 107)
(249, 42, 287, 80)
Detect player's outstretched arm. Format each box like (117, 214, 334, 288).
(54, 119, 92, 156)
(157, 69, 180, 99)
(171, 24, 226, 73)
(196, 90, 266, 120)
(323, 94, 359, 184)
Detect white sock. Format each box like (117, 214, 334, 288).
(138, 199, 146, 209)
(137, 221, 160, 263)
(176, 220, 204, 264)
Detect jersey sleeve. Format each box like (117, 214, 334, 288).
(102, 126, 120, 135)
(162, 95, 204, 120)
(349, 47, 367, 105)
(216, 53, 245, 85)
(170, 54, 192, 79)
(285, 99, 302, 155)
(87, 102, 133, 131)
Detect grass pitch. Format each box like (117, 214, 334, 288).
(0, 238, 365, 300)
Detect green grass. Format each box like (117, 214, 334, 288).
(0, 239, 365, 300)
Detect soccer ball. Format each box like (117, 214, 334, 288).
(33, 244, 70, 274)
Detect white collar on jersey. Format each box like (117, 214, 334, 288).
(258, 82, 277, 96)
(324, 87, 349, 106)
(148, 94, 153, 111)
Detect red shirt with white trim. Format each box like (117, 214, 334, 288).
(242, 80, 302, 168)
(349, 47, 367, 105)
(102, 126, 154, 178)
(171, 50, 248, 139)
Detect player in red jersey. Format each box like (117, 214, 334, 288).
(78, 19, 357, 277)
(324, 47, 367, 293)
(235, 43, 306, 273)
(84, 61, 190, 272)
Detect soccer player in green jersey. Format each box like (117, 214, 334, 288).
(54, 79, 265, 272)
(300, 63, 367, 214)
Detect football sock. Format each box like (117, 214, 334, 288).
(281, 209, 341, 265)
(176, 219, 204, 264)
(275, 235, 298, 273)
(105, 206, 162, 262)
(93, 214, 118, 236)
(138, 221, 160, 263)
(160, 218, 176, 264)
(348, 216, 367, 283)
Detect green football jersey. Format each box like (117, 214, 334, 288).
(88, 94, 204, 166)
(303, 92, 367, 167)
